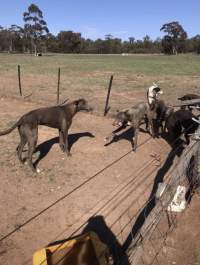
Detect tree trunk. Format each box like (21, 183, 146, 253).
(173, 46, 177, 55)
(31, 38, 37, 54)
(9, 38, 13, 53)
(34, 43, 37, 56)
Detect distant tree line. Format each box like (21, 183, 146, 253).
(1, 4, 200, 55)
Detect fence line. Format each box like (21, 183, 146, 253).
(22, 127, 199, 265)
(20, 125, 200, 265)
(126, 128, 200, 264)
(0, 137, 153, 243)
(2, 65, 200, 263)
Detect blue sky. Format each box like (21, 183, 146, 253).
(0, 0, 200, 40)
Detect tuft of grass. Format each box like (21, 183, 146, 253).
(48, 174, 55, 182)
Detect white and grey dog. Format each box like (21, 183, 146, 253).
(147, 82, 163, 106)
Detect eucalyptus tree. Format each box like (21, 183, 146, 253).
(8, 25, 24, 52)
(23, 4, 49, 54)
(160, 21, 187, 54)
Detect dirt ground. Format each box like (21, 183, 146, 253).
(162, 193, 200, 265)
(138, 191, 200, 265)
(0, 96, 199, 265)
(0, 81, 200, 265)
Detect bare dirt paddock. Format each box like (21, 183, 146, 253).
(0, 96, 173, 265)
(0, 54, 200, 265)
(0, 96, 199, 265)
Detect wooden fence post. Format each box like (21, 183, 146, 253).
(18, 65, 22, 96)
(104, 75, 113, 116)
(57, 67, 61, 104)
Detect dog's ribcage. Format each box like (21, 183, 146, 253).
(127, 103, 148, 126)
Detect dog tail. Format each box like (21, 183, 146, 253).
(0, 119, 21, 136)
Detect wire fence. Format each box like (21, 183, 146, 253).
(1, 126, 199, 265)
(125, 127, 200, 265)
(38, 127, 200, 265)
(25, 126, 199, 265)
(0, 95, 199, 265)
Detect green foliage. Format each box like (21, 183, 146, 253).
(160, 21, 187, 54)
(57, 31, 82, 53)
(191, 35, 200, 54)
(23, 3, 49, 54)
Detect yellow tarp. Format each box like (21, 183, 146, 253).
(33, 231, 109, 265)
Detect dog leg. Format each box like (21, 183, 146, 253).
(27, 143, 36, 172)
(144, 116, 149, 132)
(59, 130, 65, 152)
(155, 119, 161, 138)
(63, 130, 71, 156)
(160, 121, 164, 134)
(149, 118, 155, 138)
(27, 128, 38, 172)
(17, 126, 27, 163)
(133, 127, 139, 152)
(17, 137, 27, 164)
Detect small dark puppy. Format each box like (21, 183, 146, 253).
(0, 98, 92, 172)
(165, 109, 199, 145)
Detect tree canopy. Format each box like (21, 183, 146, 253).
(23, 4, 49, 54)
(160, 21, 187, 54)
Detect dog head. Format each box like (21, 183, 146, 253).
(112, 109, 129, 127)
(147, 83, 163, 104)
(74, 98, 93, 112)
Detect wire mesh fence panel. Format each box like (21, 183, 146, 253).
(126, 127, 200, 265)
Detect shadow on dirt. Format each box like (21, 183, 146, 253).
(104, 124, 149, 148)
(34, 132, 95, 167)
(82, 215, 131, 265)
(122, 142, 184, 252)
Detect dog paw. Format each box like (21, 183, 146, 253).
(67, 152, 72, 157)
(104, 133, 115, 145)
(36, 168, 41, 173)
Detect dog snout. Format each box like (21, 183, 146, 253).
(113, 120, 122, 127)
(85, 105, 93, 112)
(82, 103, 93, 112)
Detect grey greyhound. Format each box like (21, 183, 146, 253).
(104, 84, 163, 151)
(111, 102, 155, 151)
(0, 98, 92, 172)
